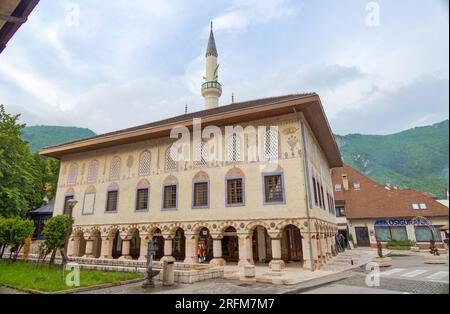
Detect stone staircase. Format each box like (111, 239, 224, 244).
(320, 250, 377, 271)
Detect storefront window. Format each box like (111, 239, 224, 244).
(375, 226, 408, 242)
(415, 226, 442, 242)
(375, 226, 391, 242)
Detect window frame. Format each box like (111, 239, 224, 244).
(63, 194, 75, 216)
(192, 180, 210, 209)
(262, 172, 286, 205)
(162, 184, 178, 211)
(225, 176, 245, 207)
(312, 177, 319, 206)
(82, 191, 96, 216)
(375, 226, 408, 242)
(335, 206, 346, 218)
(135, 187, 150, 212)
(105, 189, 119, 213)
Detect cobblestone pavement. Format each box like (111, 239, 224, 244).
(2, 254, 447, 294)
(298, 254, 448, 294)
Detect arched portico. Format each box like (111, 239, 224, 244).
(222, 227, 239, 263)
(251, 226, 272, 264)
(172, 228, 186, 261)
(281, 224, 303, 265)
(197, 227, 213, 263)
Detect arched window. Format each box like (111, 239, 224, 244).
(263, 127, 279, 161)
(227, 133, 242, 162)
(109, 156, 121, 180)
(67, 163, 78, 186)
(194, 141, 208, 167)
(87, 160, 98, 183)
(138, 151, 151, 176)
(165, 146, 178, 172)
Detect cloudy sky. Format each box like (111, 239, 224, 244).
(0, 0, 448, 135)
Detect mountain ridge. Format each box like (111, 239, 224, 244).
(21, 120, 449, 198)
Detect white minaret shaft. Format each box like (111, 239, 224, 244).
(202, 22, 222, 110)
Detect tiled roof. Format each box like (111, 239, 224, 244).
(42, 93, 316, 149)
(28, 198, 55, 215)
(332, 165, 449, 219)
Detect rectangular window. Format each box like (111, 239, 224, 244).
(63, 195, 74, 215)
(320, 185, 325, 209)
(82, 193, 96, 215)
(193, 182, 209, 208)
(312, 177, 318, 205)
(227, 178, 244, 205)
(163, 185, 177, 209)
(335, 184, 342, 191)
(375, 226, 408, 242)
(264, 175, 284, 204)
(106, 191, 118, 212)
(415, 226, 442, 242)
(136, 188, 149, 211)
(317, 182, 322, 208)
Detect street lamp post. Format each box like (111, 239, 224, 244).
(61, 199, 77, 279)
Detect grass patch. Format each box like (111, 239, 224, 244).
(0, 260, 143, 293)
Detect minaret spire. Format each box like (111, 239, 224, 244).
(202, 21, 222, 109)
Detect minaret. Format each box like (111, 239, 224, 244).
(202, 22, 222, 110)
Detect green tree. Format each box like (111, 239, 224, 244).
(0, 217, 34, 261)
(0, 104, 46, 217)
(41, 215, 73, 266)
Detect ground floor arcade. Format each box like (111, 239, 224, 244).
(68, 219, 339, 270)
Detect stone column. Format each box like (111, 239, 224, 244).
(210, 235, 225, 266)
(83, 239, 94, 258)
(302, 234, 318, 270)
(71, 235, 80, 257)
(139, 235, 149, 261)
(320, 234, 327, 262)
(101, 236, 112, 259)
(269, 237, 285, 272)
(238, 234, 251, 267)
(67, 236, 76, 257)
(161, 236, 175, 262)
(326, 235, 332, 259)
(184, 233, 198, 264)
(316, 233, 324, 265)
(120, 239, 131, 260)
(331, 234, 337, 256)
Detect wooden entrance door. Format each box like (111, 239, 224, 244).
(355, 227, 370, 247)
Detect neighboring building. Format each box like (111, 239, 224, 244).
(332, 165, 449, 249)
(27, 198, 54, 240)
(437, 187, 449, 208)
(40, 26, 342, 271)
(0, 0, 39, 54)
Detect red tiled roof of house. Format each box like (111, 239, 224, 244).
(332, 165, 449, 219)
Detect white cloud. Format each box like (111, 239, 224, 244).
(211, 0, 297, 31)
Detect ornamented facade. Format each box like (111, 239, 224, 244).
(40, 26, 343, 271)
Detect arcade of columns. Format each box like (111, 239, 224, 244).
(68, 218, 338, 270)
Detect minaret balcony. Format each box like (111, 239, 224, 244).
(202, 81, 222, 94)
